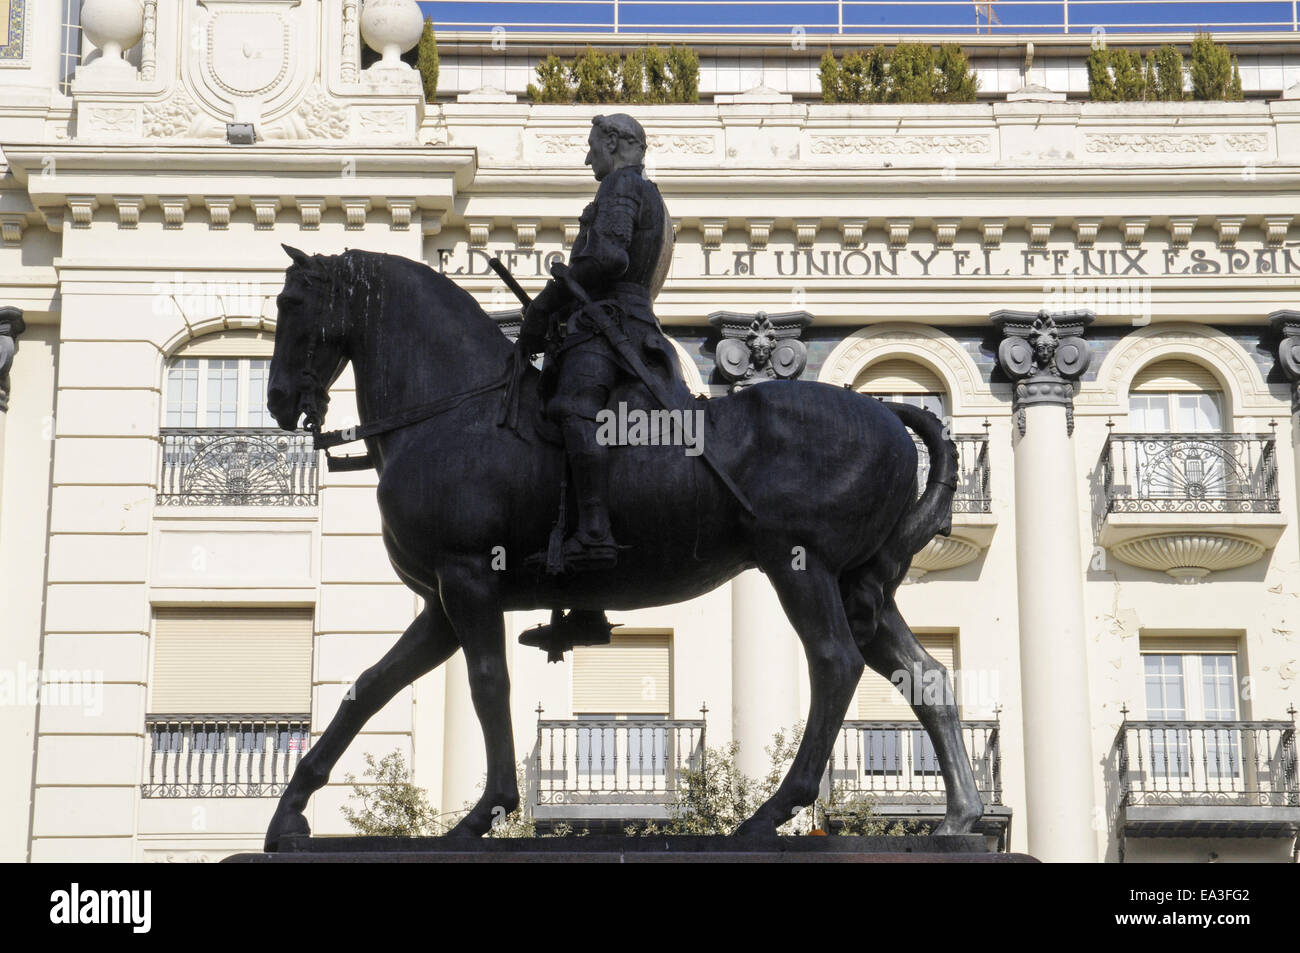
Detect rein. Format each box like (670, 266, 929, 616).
(306, 369, 511, 472)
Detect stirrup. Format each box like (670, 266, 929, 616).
(520, 610, 618, 663)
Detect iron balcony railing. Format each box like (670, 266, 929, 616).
(1117, 718, 1298, 809)
(1102, 432, 1279, 516)
(533, 715, 706, 810)
(158, 428, 318, 506)
(913, 432, 991, 515)
(827, 719, 1002, 806)
(142, 714, 311, 798)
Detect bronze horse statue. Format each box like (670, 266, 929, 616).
(262, 246, 982, 848)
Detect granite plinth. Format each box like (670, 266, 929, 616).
(225, 834, 1038, 863)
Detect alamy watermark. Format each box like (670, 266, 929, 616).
(0, 663, 104, 716)
(595, 402, 706, 457)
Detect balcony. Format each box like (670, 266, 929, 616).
(825, 718, 1011, 849)
(1114, 717, 1299, 846)
(528, 714, 706, 827)
(158, 428, 318, 507)
(1097, 432, 1285, 581)
(908, 431, 996, 580)
(142, 714, 311, 798)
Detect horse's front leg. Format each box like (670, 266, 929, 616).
(265, 603, 459, 851)
(440, 564, 519, 838)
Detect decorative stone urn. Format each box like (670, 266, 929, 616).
(360, 0, 425, 69)
(80, 0, 145, 71)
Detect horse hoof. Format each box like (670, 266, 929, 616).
(934, 802, 982, 836)
(264, 810, 310, 852)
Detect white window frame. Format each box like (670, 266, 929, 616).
(164, 356, 275, 429)
(1141, 650, 1242, 785)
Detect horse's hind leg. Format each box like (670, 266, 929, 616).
(855, 598, 983, 835)
(264, 603, 458, 851)
(734, 558, 863, 837)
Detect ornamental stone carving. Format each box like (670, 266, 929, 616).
(144, 88, 199, 138)
(809, 135, 990, 156)
(1084, 133, 1268, 154)
(0, 307, 26, 413)
(992, 309, 1094, 435)
(1269, 309, 1300, 412)
(709, 311, 811, 391)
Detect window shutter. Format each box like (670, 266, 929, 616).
(175, 330, 276, 358)
(1138, 634, 1240, 655)
(151, 608, 314, 714)
(854, 359, 944, 395)
(856, 634, 956, 719)
(572, 632, 671, 714)
(1131, 360, 1221, 393)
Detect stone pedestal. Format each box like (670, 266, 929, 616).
(225, 833, 1038, 863)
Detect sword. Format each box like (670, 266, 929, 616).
(488, 257, 532, 308)
(488, 257, 532, 431)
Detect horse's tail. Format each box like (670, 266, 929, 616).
(881, 402, 958, 556)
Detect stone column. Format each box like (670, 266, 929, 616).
(1268, 311, 1300, 557)
(730, 569, 802, 780)
(0, 307, 26, 533)
(992, 308, 1098, 862)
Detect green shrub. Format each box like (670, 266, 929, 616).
(416, 18, 439, 102)
(1153, 44, 1187, 100)
(1087, 47, 1116, 101)
(526, 45, 698, 104)
(1191, 33, 1244, 101)
(340, 751, 440, 837)
(666, 45, 700, 103)
(572, 46, 622, 103)
(527, 54, 574, 103)
(818, 43, 976, 104)
(936, 43, 979, 102)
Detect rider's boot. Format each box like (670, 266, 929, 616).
(560, 416, 619, 571)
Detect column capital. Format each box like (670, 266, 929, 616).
(1268, 309, 1300, 412)
(708, 310, 812, 392)
(991, 308, 1094, 436)
(0, 306, 27, 413)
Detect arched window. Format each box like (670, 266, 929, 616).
(163, 331, 277, 429)
(852, 358, 948, 418)
(1127, 360, 1224, 434)
(158, 331, 316, 506)
(1119, 360, 1236, 506)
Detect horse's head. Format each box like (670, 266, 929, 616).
(268, 245, 351, 432)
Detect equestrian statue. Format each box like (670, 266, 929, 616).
(261, 113, 981, 849)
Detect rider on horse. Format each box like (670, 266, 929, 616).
(516, 113, 681, 574)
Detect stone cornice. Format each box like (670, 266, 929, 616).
(0, 142, 476, 232)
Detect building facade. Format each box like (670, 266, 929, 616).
(1, 0, 1298, 863)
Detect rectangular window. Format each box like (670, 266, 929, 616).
(1140, 636, 1242, 782)
(150, 607, 313, 714)
(572, 631, 671, 715)
(58, 0, 83, 95)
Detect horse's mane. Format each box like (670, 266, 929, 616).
(291, 248, 510, 348)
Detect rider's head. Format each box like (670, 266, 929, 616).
(586, 114, 648, 181)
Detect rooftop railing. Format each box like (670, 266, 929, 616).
(421, 0, 1300, 34)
